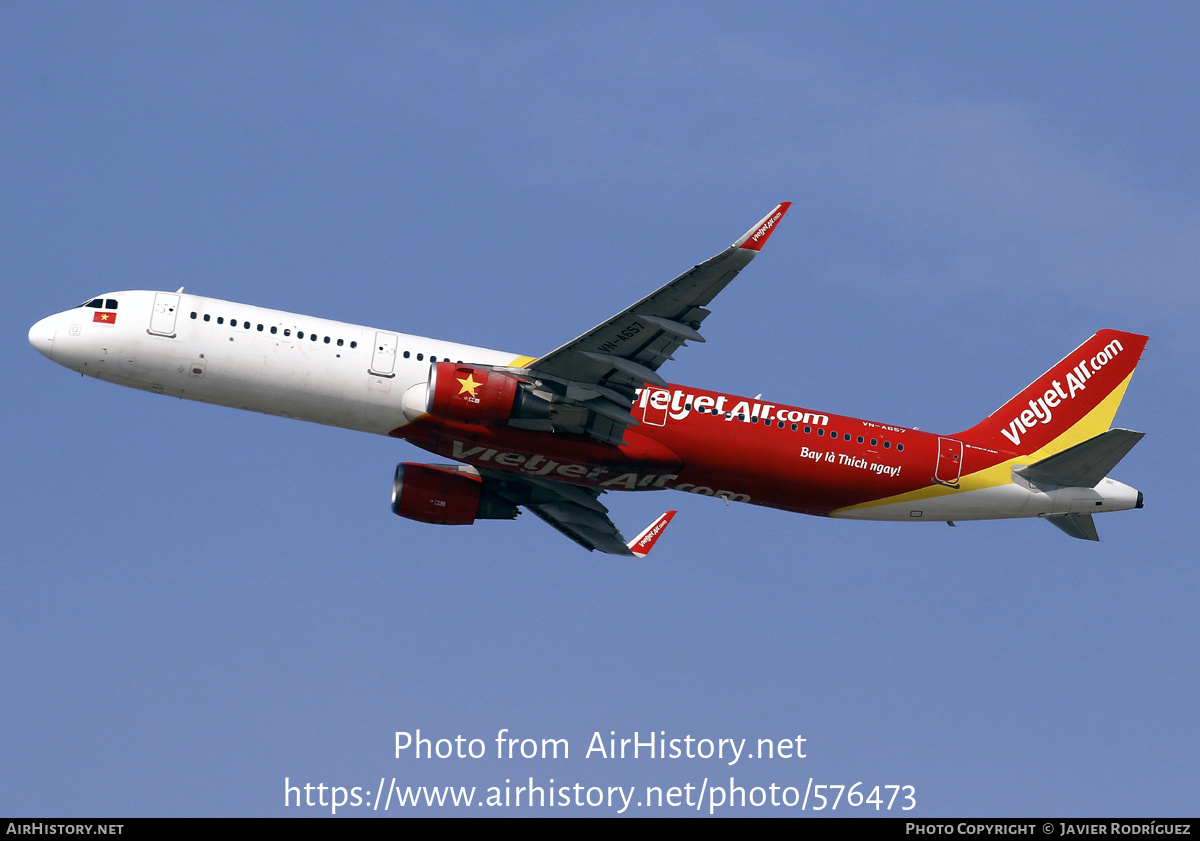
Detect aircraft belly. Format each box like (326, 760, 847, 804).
(395, 418, 683, 488)
(832, 484, 1039, 521)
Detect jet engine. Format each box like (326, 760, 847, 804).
(390, 463, 519, 525)
(425, 362, 550, 425)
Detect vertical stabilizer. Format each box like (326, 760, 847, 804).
(957, 330, 1147, 458)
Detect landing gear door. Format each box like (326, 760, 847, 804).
(935, 437, 963, 487)
(148, 293, 180, 337)
(369, 331, 398, 377)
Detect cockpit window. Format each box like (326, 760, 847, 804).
(105, 299, 118, 309)
(83, 298, 103, 308)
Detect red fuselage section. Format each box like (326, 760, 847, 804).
(393, 382, 991, 515)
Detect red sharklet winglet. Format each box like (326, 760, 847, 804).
(626, 510, 677, 558)
(734, 202, 792, 252)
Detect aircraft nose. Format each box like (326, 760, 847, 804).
(28, 316, 56, 360)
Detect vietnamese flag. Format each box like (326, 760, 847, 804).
(93, 311, 117, 324)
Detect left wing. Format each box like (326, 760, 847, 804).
(480, 469, 675, 556)
(500, 203, 791, 445)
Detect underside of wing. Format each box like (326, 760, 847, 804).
(480, 469, 633, 554)
(498, 203, 791, 446)
(480, 470, 674, 556)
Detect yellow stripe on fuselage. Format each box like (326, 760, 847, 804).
(833, 371, 1136, 514)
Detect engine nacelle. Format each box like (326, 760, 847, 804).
(390, 463, 519, 526)
(426, 362, 550, 425)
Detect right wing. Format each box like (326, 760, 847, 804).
(480, 468, 675, 556)
(501, 203, 791, 445)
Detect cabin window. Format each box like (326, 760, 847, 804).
(190, 312, 197, 319)
(871, 438, 878, 446)
(270, 326, 277, 334)
(350, 341, 357, 348)
(297, 331, 304, 339)
(337, 339, 343, 346)
(897, 443, 905, 452)
(257, 324, 263, 331)
(217, 317, 224, 324)
(284, 329, 291, 337)
(883, 441, 891, 449)
(417, 353, 423, 361)
(817, 429, 824, 436)
(203, 314, 211, 322)
(857, 435, 864, 443)
(310, 333, 317, 342)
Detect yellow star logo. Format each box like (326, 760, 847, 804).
(457, 374, 481, 397)
(99, 313, 110, 321)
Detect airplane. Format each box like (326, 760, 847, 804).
(28, 202, 1147, 555)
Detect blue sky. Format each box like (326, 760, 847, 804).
(4, 3, 1197, 816)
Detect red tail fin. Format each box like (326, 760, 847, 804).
(957, 330, 1147, 457)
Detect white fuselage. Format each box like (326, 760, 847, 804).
(28, 289, 522, 437)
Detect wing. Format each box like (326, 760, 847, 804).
(480, 469, 675, 556)
(501, 203, 791, 446)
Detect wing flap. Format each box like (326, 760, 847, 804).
(527, 504, 633, 555)
(478, 469, 675, 556)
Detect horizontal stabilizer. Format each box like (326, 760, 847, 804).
(1046, 513, 1100, 541)
(527, 204, 790, 446)
(1016, 428, 1144, 488)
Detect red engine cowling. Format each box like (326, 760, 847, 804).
(391, 463, 519, 525)
(427, 362, 520, 425)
